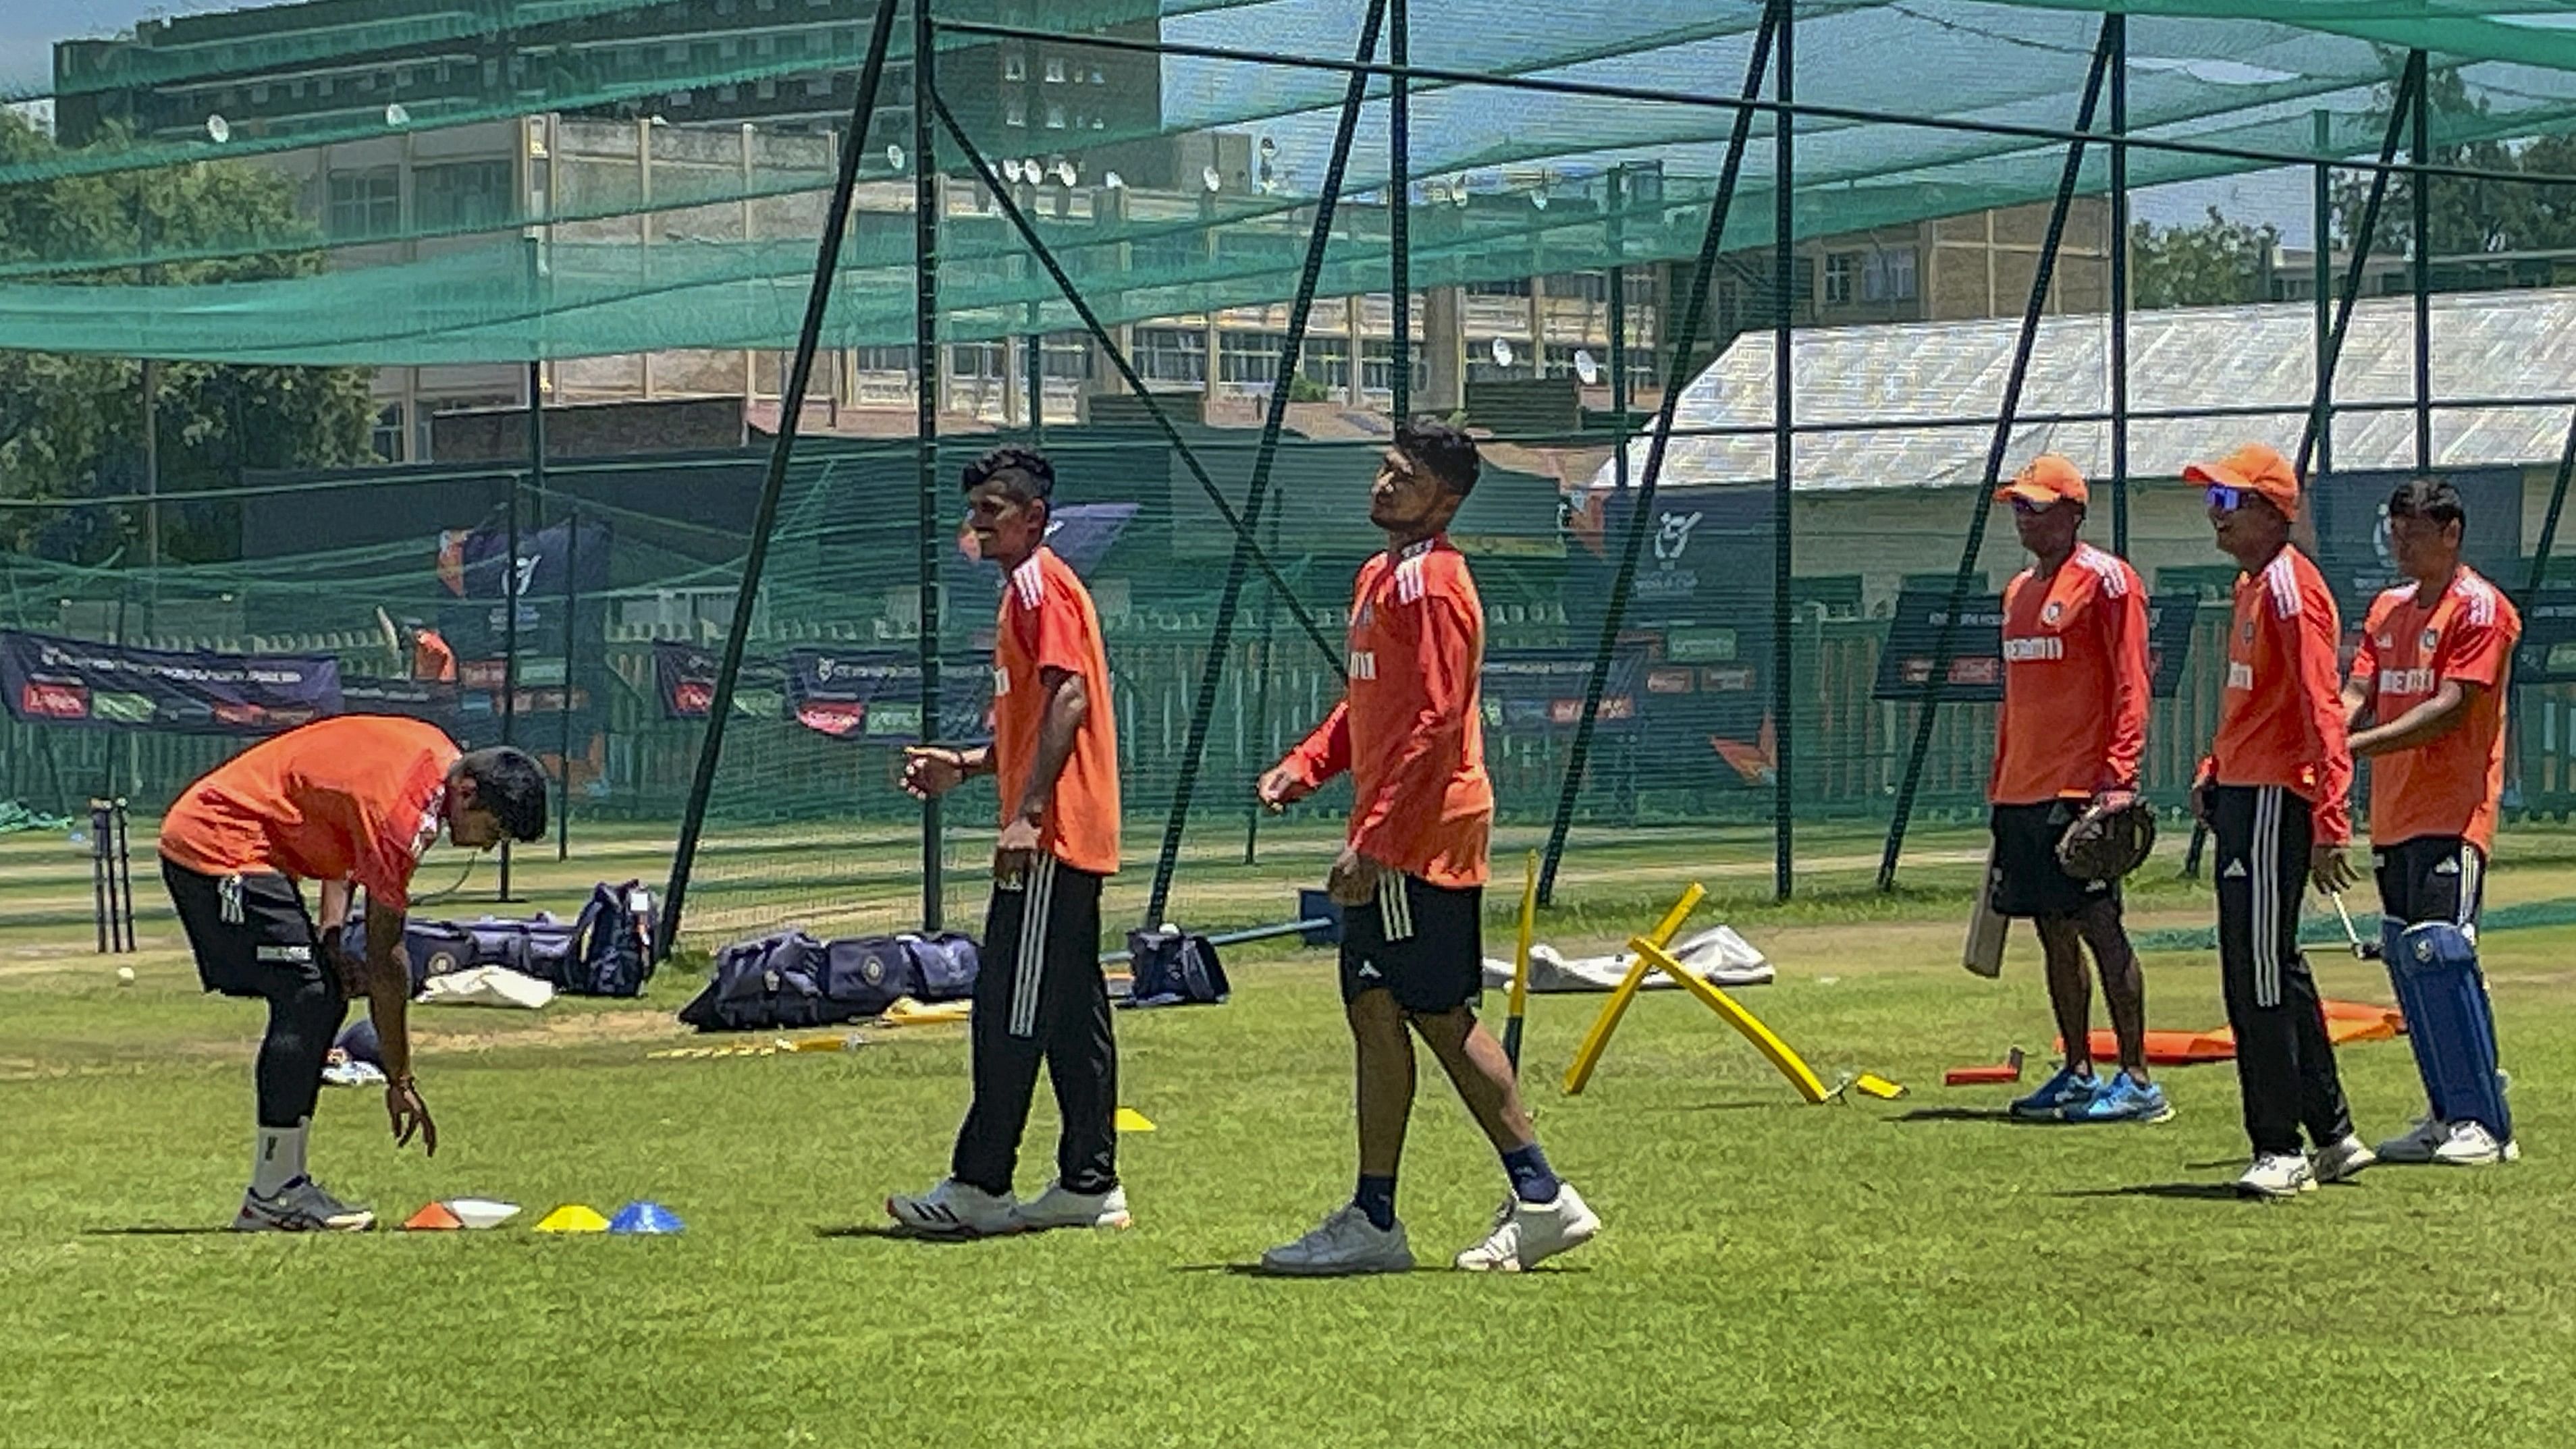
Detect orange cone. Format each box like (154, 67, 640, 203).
(402, 1202, 464, 1231)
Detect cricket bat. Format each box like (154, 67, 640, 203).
(1962, 845, 2006, 978)
(1502, 850, 1537, 1074)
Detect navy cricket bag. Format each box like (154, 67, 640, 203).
(678, 931, 942, 1031)
(1120, 927, 1229, 1009)
(900, 931, 980, 1001)
(563, 880, 653, 997)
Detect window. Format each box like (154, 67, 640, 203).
(1092, 115, 1106, 130)
(1088, 66, 1106, 84)
(853, 345, 917, 372)
(288, 78, 305, 99)
(1468, 277, 1531, 297)
(757, 76, 778, 99)
(371, 404, 406, 463)
(1005, 97, 1027, 127)
(1304, 337, 1351, 389)
(317, 76, 333, 98)
(1218, 331, 1291, 385)
(948, 343, 1005, 379)
(666, 42, 689, 63)
(1822, 251, 1858, 306)
(806, 76, 832, 96)
(1551, 272, 1610, 302)
(1044, 56, 1067, 83)
(1862, 246, 1918, 303)
(415, 160, 512, 231)
(1041, 340, 1092, 380)
(1002, 50, 1026, 81)
(1045, 102, 1066, 130)
(1362, 339, 1429, 393)
(327, 167, 401, 239)
(1135, 327, 1208, 385)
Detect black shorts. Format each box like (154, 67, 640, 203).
(1340, 874, 1483, 1014)
(2373, 836, 2486, 931)
(161, 858, 329, 1001)
(1988, 800, 2118, 920)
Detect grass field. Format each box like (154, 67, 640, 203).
(5, 817, 2575, 1447)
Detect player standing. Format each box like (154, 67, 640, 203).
(2341, 478, 2523, 1167)
(159, 717, 547, 1230)
(890, 447, 1129, 1236)
(1255, 418, 1597, 1275)
(1985, 456, 2167, 1124)
(2185, 443, 2376, 1198)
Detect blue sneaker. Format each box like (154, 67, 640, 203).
(2064, 1072, 2174, 1124)
(2009, 1064, 2099, 1119)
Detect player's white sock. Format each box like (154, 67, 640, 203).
(252, 1123, 308, 1197)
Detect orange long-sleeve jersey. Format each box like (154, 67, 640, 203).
(159, 715, 459, 911)
(2203, 546, 2354, 845)
(992, 547, 1121, 875)
(2351, 567, 2519, 852)
(1990, 543, 2149, 804)
(1278, 536, 1493, 887)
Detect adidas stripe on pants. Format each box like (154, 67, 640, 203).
(2209, 783, 2357, 1157)
(950, 855, 1118, 1198)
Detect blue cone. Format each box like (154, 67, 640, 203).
(608, 1200, 684, 1235)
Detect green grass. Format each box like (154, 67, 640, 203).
(7, 827, 2576, 1446)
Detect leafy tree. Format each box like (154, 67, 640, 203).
(2331, 62, 2576, 260)
(2128, 208, 2282, 310)
(0, 109, 375, 566)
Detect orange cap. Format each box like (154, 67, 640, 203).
(1994, 454, 2087, 508)
(2184, 443, 2300, 514)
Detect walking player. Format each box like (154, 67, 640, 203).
(2342, 477, 2523, 1166)
(890, 447, 1129, 1236)
(159, 716, 548, 1230)
(1254, 418, 1598, 1274)
(2185, 443, 2376, 1198)
(1985, 456, 2168, 1124)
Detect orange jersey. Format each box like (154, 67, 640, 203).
(410, 628, 458, 683)
(992, 547, 1120, 875)
(1281, 537, 1493, 887)
(2207, 547, 2355, 844)
(157, 715, 459, 910)
(2352, 568, 2519, 852)
(1990, 544, 2149, 804)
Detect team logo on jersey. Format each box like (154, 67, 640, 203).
(2241, 621, 2256, 643)
(2378, 634, 2392, 649)
(408, 789, 446, 863)
(2422, 628, 2440, 652)
(2041, 601, 2064, 625)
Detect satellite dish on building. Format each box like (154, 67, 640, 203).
(1531, 188, 1549, 211)
(1103, 171, 1125, 190)
(1054, 159, 1077, 186)
(1491, 337, 1516, 368)
(1202, 165, 1223, 194)
(1453, 180, 1474, 209)
(1574, 349, 1600, 385)
(1002, 158, 1026, 183)
(1259, 136, 1277, 157)
(205, 114, 231, 144)
(886, 142, 905, 171)
(384, 102, 410, 127)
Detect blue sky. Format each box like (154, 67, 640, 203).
(5, 0, 2315, 244)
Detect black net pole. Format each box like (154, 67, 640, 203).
(1876, 17, 2116, 892)
(1536, 1, 1780, 908)
(1771, 1, 1795, 903)
(915, 0, 945, 934)
(928, 101, 1344, 672)
(1141, 0, 1391, 931)
(2109, 11, 2130, 557)
(657, 0, 903, 955)
(2298, 57, 2421, 484)
(1389, 0, 1409, 421)
(1242, 505, 1283, 866)
(556, 506, 578, 863)
(2410, 49, 2432, 473)
(501, 458, 520, 903)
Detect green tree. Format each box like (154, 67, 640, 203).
(2331, 63, 2576, 260)
(2128, 208, 2282, 310)
(0, 109, 375, 567)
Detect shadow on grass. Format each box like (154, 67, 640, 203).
(2054, 1182, 2249, 1203)
(812, 1224, 996, 1244)
(1170, 1261, 1592, 1278)
(1888, 1106, 2043, 1125)
(83, 1226, 237, 1236)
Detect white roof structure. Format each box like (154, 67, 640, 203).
(1598, 287, 2576, 495)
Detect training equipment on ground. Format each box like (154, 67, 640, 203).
(1943, 1048, 2026, 1087)
(1504, 851, 1537, 1074)
(1488, 927, 1773, 994)
(1827, 1072, 1909, 1102)
(608, 1201, 684, 1235)
(2056, 795, 2157, 882)
(534, 1204, 611, 1234)
(2337, 893, 2384, 960)
(418, 966, 556, 1011)
(2056, 1000, 2403, 1065)
(1963, 847, 2006, 978)
(89, 796, 134, 956)
(1119, 926, 1229, 1009)
(1115, 1107, 1156, 1132)
(1630, 937, 1833, 1103)
(447, 1199, 521, 1230)
(1562, 885, 1707, 1095)
(339, 882, 652, 1000)
(678, 929, 977, 1033)
(2390, 921, 2512, 1143)
(402, 1202, 464, 1231)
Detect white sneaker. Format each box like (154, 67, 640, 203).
(885, 1178, 1020, 1237)
(2313, 1134, 2377, 1184)
(2432, 1121, 2508, 1167)
(232, 1176, 375, 1232)
(1011, 1180, 1132, 1232)
(1258, 1203, 1414, 1276)
(2373, 1116, 2448, 1165)
(1455, 1184, 1601, 1273)
(2235, 1153, 2315, 1199)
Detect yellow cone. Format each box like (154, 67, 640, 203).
(1114, 1107, 1156, 1133)
(1853, 1073, 1908, 1100)
(534, 1203, 610, 1234)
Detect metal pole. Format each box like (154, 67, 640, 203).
(658, 0, 903, 954)
(1607, 165, 1630, 497)
(1025, 299, 1046, 442)
(2108, 11, 2129, 557)
(2313, 112, 2335, 483)
(501, 458, 520, 903)
(2410, 49, 2432, 473)
(2297, 57, 2421, 483)
(931, 103, 1345, 672)
(557, 507, 579, 863)
(1771, 3, 1795, 903)
(1877, 16, 2116, 892)
(1143, 0, 1391, 930)
(915, 0, 946, 933)
(1390, 0, 1410, 420)
(1537, 1, 1779, 907)
(1242, 505, 1283, 865)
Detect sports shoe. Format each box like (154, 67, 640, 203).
(1011, 1180, 1132, 1231)
(2374, 1116, 2448, 1164)
(2312, 1134, 2376, 1184)
(1258, 1203, 1414, 1276)
(2061, 1072, 2174, 1124)
(2010, 1064, 2099, 1119)
(2234, 1153, 2315, 1199)
(2432, 1120, 2509, 1167)
(1455, 1184, 1602, 1273)
(885, 1178, 1020, 1237)
(232, 1176, 375, 1232)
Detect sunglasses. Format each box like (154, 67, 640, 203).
(2008, 495, 2052, 516)
(2205, 484, 2248, 513)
